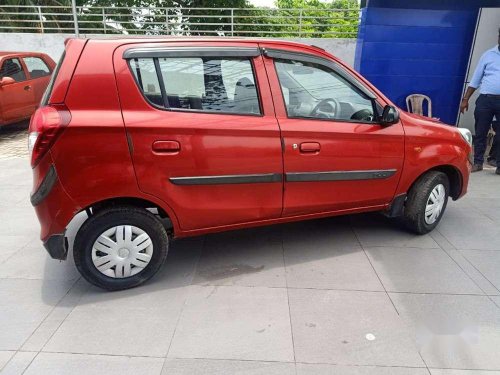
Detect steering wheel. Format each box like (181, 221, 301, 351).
(350, 109, 374, 122)
(310, 98, 339, 119)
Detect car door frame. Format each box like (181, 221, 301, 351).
(260, 46, 405, 217)
(0, 56, 35, 124)
(113, 41, 285, 232)
(22, 54, 54, 108)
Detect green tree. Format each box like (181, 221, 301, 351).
(274, 0, 359, 38)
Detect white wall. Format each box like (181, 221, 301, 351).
(0, 33, 357, 66)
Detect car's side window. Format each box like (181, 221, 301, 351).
(274, 59, 376, 122)
(0, 58, 27, 82)
(131, 58, 163, 107)
(130, 56, 261, 115)
(23, 57, 51, 79)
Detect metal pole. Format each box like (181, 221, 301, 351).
(298, 9, 302, 38)
(37, 6, 44, 34)
(166, 9, 169, 35)
(71, 0, 79, 37)
(102, 8, 106, 34)
(230, 8, 234, 37)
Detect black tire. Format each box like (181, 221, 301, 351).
(403, 171, 450, 234)
(74, 206, 169, 291)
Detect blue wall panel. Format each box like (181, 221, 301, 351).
(354, 0, 497, 125)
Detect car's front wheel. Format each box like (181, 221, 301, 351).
(403, 171, 450, 234)
(74, 206, 169, 291)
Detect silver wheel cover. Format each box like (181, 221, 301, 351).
(91, 225, 153, 278)
(424, 183, 446, 225)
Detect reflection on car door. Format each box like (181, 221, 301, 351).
(0, 57, 34, 123)
(262, 47, 405, 216)
(114, 42, 283, 231)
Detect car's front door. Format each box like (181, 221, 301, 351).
(22, 56, 52, 106)
(0, 57, 34, 123)
(262, 47, 405, 216)
(114, 42, 283, 231)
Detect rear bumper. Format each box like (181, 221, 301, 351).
(31, 155, 80, 255)
(43, 233, 68, 260)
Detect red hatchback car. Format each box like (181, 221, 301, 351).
(30, 38, 472, 290)
(0, 52, 55, 126)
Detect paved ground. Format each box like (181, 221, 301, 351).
(1, 126, 500, 374)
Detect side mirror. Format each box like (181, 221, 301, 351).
(380, 105, 399, 125)
(0, 77, 15, 87)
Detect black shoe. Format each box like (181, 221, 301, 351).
(496, 168, 500, 175)
(471, 164, 483, 173)
(487, 159, 497, 168)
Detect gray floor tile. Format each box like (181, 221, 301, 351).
(0, 240, 79, 281)
(282, 216, 360, 250)
(460, 250, 500, 292)
(0, 158, 31, 187)
(0, 208, 39, 237)
(43, 282, 190, 357)
(351, 214, 439, 249)
(0, 235, 31, 264)
(21, 278, 89, 352)
(24, 352, 164, 375)
(284, 241, 383, 291)
(429, 231, 500, 295)
(365, 247, 482, 294)
(168, 285, 294, 362)
(0, 279, 73, 351)
(161, 359, 295, 375)
(297, 363, 429, 374)
(437, 216, 500, 251)
(0, 185, 31, 208)
(288, 289, 423, 367)
(0, 351, 16, 372)
(430, 370, 500, 375)
(193, 227, 286, 287)
(0, 351, 37, 375)
(152, 236, 203, 288)
(491, 296, 500, 309)
(391, 293, 500, 370)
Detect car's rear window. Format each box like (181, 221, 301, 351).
(129, 56, 261, 116)
(40, 51, 65, 106)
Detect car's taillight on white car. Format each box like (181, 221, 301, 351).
(28, 105, 71, 167)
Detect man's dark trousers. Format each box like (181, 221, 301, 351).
(473, 94, 500, 165)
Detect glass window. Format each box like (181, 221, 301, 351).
(130, 56, 260, 115)
(275, 59, 376, 122)
(131, 58, 163, 107)
(0, 58, 26, 82)
(23, 57, 51, 79)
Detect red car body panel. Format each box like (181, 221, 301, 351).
(0, 52, 55, 126)
(30, 37, 471, 247)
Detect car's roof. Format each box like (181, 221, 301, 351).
(80, 36, 331, 58)
(0, 51, 46, 58)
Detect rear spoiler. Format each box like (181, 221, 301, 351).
(47, 38, 88, 104)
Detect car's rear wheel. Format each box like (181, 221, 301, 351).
(74, 206, 168, 291)
(403, 171, 449, 234)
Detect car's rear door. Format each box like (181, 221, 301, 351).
(22, 55, 53, 106)
(262, 46, 404, 216)
(0, 57, 34, 123)
(114, 42, 283, 231)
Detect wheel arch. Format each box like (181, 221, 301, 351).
(82, 196, 179, 234)
(408, 164, 463, 200)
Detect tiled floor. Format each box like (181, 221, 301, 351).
(1, 131, 500, 374)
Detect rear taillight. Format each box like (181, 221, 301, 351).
(28, 105, 71, 167)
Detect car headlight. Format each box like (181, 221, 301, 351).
(458, 128, 473, 146)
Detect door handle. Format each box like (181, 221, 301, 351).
(24, 85, 32, 91)
(299, 142, 321, 153)
(152, 140, 180, 153)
